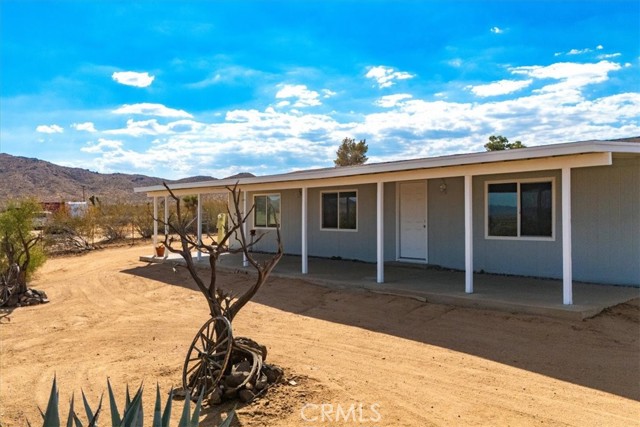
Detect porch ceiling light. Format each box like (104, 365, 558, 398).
(439, 179, 447, 194)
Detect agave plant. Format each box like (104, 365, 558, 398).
(29, 377, 235, 427)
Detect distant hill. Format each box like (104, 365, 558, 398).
(0, 153, 253, 205)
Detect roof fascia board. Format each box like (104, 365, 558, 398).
(142, 152, 611, 197)
(135, 142, 636, 195)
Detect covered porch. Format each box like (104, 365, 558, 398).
(139, 251, 639, 320)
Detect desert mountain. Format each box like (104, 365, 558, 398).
(0, 153, 252, 205)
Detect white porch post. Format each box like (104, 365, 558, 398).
(377, 182, 384, 283)
(562, 167, 573, 305)
(164, 196, 168, 236)
(464, 175, 473, 293)
(153, 196, 158, 252)
(301, 187, 308, 274)
(197, 193, 202, 261)
(242, 191, 249, 267)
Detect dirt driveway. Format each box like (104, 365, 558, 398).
(1, 245, 638, 426)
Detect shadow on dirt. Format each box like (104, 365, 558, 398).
(122, 262, 640, 401)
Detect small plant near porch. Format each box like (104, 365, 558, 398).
(157, 183, 284, 406)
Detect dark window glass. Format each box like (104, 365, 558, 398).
(339, 191, 357, 229)
(266, 195, 280, 227)
(322, 193, 338, 228)
(254, 195, 280, 228)
(488, 183, 517, 236)
(254, 195, 267, 227)
(521, 182, 552, 236)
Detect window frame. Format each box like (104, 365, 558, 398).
(253, 193, 281, 229)
(320, 189, 358, 232)
(484, 177, 556, 241)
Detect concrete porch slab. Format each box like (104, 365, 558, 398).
(140, 252, 639, 320)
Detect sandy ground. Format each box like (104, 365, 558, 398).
(1, 244, 639, 426)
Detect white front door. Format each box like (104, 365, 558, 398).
(399, 181, 427, 261)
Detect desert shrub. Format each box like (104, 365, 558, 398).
(97, 203, 133, 242)
(132, 203, 154, 239)
(44, 204, 99, 251)
(0, 198, 46, 283)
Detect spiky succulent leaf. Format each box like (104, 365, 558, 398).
(65, 394, 76, 427)
(177, 390, 190, 427)
(218, 406, 237, 427)
(188, 389, 204, 427)
(43, 376, 60, 427)
(107, 379, 122, 426)
(87, 394, 103, 427)
(81, 390, 95, 424)
(120, 386, 144, 427)
(152, 384, 162, 427)
(161, 388, 173, 427)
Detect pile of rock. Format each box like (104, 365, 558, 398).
(209, 337, 284, 404)
(5, 288, 49, 307)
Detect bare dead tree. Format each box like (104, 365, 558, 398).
(154, 183, 284, 404)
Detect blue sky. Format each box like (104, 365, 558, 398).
(1, 0, 638, 179)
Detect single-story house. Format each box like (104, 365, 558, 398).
(134, 139, 640, 305)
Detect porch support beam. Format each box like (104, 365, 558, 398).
(377, 182, 384, 283)
(562, 167, 573, 305)
(301, 187, 308, 274)
(464, 175, 473, 293)
(242, 191, 249, 267)
(197, 193, 202, 261)
(153, 196, 158, 253)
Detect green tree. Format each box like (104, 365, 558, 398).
(334, 137, 368, 166)
(484, 135, 527, 151)
(0, 199, 46, 298)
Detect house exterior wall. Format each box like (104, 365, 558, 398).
(248, 183, 397, 262)
(243, 155, 638, 286)
(424, 157, 639, 285)
(427, 177, 465, 269)
(306, 184, 376, 261)
(246, 188, 301, 254)
(572, 156, 640, 286)
(472, 170, 564, 279)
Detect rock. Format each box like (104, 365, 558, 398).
(235, 337, 268, 361)
(232, 360, 252, 374)
(263, 364, 284, 384)
(209, 387, 223, 405)
(224, 371, 248, 388)
(238, 389, 255, 403)
(223, 388, 237, 400)
(255, 374, 268, 391)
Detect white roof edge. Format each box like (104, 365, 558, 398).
(134, 140, 640, 194)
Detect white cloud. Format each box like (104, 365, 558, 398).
(187, 66, 262, 88)
(510, 61, 621, 93)
(81, 138, 123, 153)
(112, 103, 193, 118)
(36, 124, 64, 133)
(448, 58, 463, 68)
(74, 59, 637, 179)
(468, 79, 533, 97)
(375, 94, 413, 108)
(275, 84, 322, 107)
(72, 122, 96, 132)
(597, 45, 604, 50)
(322, 89, 337, 98)
(112, 71, 155, 88)
(365, 66, 415, 88)
(490, 26, 503, 34)
(568, 48, 592, 55)
(598, 53, 621, 59)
